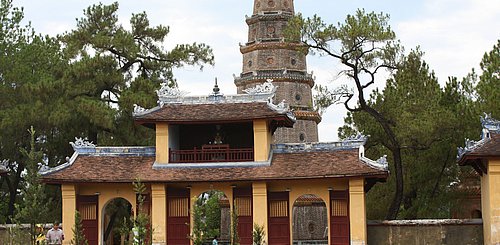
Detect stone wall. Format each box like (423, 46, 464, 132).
(367, 219, 483, 245)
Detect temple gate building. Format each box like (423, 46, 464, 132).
(41, 1, 389, 245)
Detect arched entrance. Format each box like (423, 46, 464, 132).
(192, 190, 231, 244)
(102, 198, 133, 245)
(293, 194, 328, 245)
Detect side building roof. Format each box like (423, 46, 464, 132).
(457, 114, 500, 175)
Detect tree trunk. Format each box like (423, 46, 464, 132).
(386, 147, 403, 220)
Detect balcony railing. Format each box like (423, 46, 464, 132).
(169, 144, 254, 163)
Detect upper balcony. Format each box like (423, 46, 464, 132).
(133, 80, 296, 165)
(167, 122, 255, 163)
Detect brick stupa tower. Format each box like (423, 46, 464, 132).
(234, 0, 321, 143)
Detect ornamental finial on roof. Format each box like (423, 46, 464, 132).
(212, 77, 220, 95)
(70, 137, 96, 149)
(481, 113, 500, 136)
(344, 133, 368, 143)
(133, 104, 148, 115)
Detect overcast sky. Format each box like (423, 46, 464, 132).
(14, 0, 500, 141)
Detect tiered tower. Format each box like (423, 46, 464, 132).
(234, 0, 321, 143)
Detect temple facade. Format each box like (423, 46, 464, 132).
(41, 1, 389, 245)
(234, 0, 321, 143)
(42, 81, 387, 245)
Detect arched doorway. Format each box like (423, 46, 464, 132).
(192, 190, 231, 244)
(102, 198, 133, 245)
(293, 194, 328, 245)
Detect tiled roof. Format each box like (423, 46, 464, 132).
(458, 133, 500, 165)
(134, 102, 294, 125)
(41, 148, 387, 184)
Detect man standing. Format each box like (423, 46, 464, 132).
(46, 222, 64, 245)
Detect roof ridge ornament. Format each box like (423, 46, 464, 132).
(457, 113, 500, 160)
(156, 82, 188, 98)
(344, 133, 368, 143)
(243, 79, 277, 95)
(268, 99, 288, 113)
(481, 113, 500, 137)
(70, 137, 96, 149)
(133, 104, 148, 115)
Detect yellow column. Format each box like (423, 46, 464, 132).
(252, 182, 268, 244)
(156, 123, 169, 164)
(253, 120, 270, 161)
(482, 159, 500, 245)
(349, 178, 367, 245)
(61, 184, 76, 245)
(151, 184, 167, 245)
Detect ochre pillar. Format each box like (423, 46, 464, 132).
(349, 178, 367, 245)
(156, 123, 169, 164)
(253, 120, 271, 161)
(252, 182, 268, 244)
(151, 184, 167, 245)
(482, 159, 500, 245)
(61, 184, 76, 245)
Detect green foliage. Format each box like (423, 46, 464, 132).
(0, 0, 66, 223)
(190, 191, 224, 245)
(252, 223, 265, 245)
(476, 40, 500, 118)
(341, 50, 481, 219)
(12, 127, 50, 244)
(71, 211, 89, 245)
(59, 1, 214, 146)
(286, 8, 405, 219)
(0, 0, 214, 223)
(132, 179, 150, 245)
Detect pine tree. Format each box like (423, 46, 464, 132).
(12, 126, 50, 244)
(71, 211, 89, 245)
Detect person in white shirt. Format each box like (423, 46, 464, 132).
(46, 222, 64, 245)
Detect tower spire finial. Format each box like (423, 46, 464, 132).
(212, 77, 220, 95)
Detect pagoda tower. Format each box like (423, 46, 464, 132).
(234, 0, 321, 143)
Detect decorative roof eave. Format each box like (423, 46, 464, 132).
(133, 80, 295, 125)
(360, 154, 389, 171)
(42, 172, 390, 185)
(457, 113, 500, 162)
(40, 137, 155, 176)
(271, 134, 389, 173)
(457, 138, 488, 164)
(294, 110, 322, 124)
(134, 115, 296, 128)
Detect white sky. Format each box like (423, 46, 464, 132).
(15, 0, 500, 141)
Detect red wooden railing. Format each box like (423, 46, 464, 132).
(169, 144, 254, 163)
